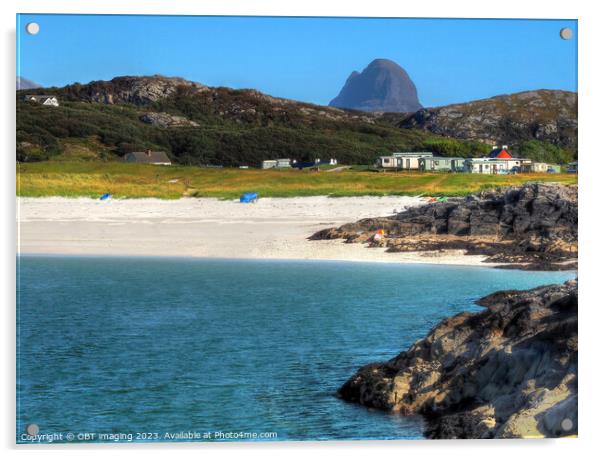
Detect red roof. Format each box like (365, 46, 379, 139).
(489, 148, 513, 159)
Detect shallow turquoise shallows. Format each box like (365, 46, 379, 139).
(16, 256, 575, 443)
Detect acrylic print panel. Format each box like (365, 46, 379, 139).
(16, 14, 578, 443)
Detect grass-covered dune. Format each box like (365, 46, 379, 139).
(17, 162, 578, 199)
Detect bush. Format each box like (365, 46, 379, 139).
(518, 140, 574, 164)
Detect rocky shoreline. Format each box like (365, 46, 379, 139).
(310, 183, 577, 271)
(338, 280, 578, 439)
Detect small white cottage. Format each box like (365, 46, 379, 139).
(24, 94, 60, 107)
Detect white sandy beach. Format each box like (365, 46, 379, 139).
(17, 196, 490, 266)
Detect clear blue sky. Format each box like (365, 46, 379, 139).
(16, 15, 577, 107)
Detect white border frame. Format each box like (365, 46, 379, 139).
(3, 1, 600, 457)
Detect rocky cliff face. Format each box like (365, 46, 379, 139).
(310, 183, 577, 270)
(329, 59, 423, 113)
(338, 280, 578, 438)
(398, 90, 577, 151)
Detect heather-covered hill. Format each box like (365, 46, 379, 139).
(17, 75, 486, 165)
(17, 76, 576, 166)
(397, 90, 577, 160)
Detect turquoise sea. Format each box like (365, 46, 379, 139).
(16, 256, 575, 443)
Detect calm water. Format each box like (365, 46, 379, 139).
(16, 256, 575, 443)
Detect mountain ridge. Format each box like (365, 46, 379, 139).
(47, 74, 380, 124)
(16, 75, 576, 165)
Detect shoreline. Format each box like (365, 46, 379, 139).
(16, 246, 493, 268)
(17, 196, 493, 268)
(309, 183, 578, 272)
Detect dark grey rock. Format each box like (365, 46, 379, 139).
(310, 183, 578, 270)
(337, 280, 578, 438)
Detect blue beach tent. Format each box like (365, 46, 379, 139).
(99, 193, 112, 201)
(240, 192, 258, 203)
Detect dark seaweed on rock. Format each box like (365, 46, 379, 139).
(337, 280, 578, 439)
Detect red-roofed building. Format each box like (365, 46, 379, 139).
(488, 145, 513, 159)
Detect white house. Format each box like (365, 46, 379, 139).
(24, 94, 60, 107)
(261, 160, 278, 169)
(262, 158, 291, 169)
(502, 158, 532, 172)
(465, 158, 510, 174)
(376, 152, 433, 170)
(529, 162, 550, 173)
(486, 145, 532, 173)
(466, 144, 536, 174)
(375, 156, 399, 169)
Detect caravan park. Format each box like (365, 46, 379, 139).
(17, 157, 576, 200)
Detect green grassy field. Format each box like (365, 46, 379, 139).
(17, 162, 578, 199)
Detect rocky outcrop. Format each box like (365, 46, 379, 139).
(338, 280, 578, 438)
(399, 90, 577, 151)
(64, 75, 210, 105)
(139, 112, 199, 128)
(310, 183, 577, 270)
(329, 59, 422, 113)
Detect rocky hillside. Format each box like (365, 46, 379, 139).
(17, 75, 576, 165)
(17, 75, 465, 165)
(311, 183, 577, 270)
(329, 59, 422, 113)
(398, 90, 577, 152)
(338, 280, 578, 438)
(54, 75, 376, 124)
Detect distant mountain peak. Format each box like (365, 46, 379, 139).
(368, 58, 402, 68)
(329, 58, 422, 113)
(16, 76, 42, 90)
